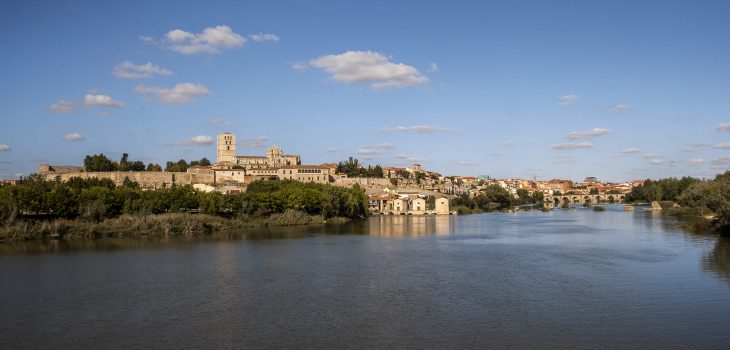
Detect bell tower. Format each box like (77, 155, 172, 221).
(217, 132, 236, 164)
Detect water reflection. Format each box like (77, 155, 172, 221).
(704, 236, 730, 283)
(366, 215, 454, 237)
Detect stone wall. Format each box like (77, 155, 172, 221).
(41, 171, 216, 189)
(334, 177, 394, 188)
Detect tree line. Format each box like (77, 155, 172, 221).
(83, 153, 211, 172)
(451, 184, 518, 213)
(627, 172, 730, 232)
(0, 175, 369, 225)
(335, 157, 384, 178)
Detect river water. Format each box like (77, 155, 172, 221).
(1, 205, 729, 349)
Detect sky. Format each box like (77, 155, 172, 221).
(0, 0, 729, 182)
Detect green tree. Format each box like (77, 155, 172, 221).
(83, 154, 118, 172)
(165, 159, 189, 172)
(146, 163, 163, 172)
(189, 158, 212, 167)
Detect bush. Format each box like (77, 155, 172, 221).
(592, 206, 605, 212)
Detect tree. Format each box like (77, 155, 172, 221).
(589, 188, 599, 195)
(189, 158, 212, 167)
(83, 154, 118, 172)
(335, 157, 383, 178)
(118, 153, 130, 171)
(415, 172, 425, 184)
(121, 177, 139, 189)
(165, 159, 189, 172)
(336, 157, 361, 177)
(516, 189, 531, 205)
(146, 163, 163, 172)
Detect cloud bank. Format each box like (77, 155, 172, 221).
(308, 51, 428, 90)
(134, 83, 210, 104)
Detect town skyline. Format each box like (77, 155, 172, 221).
(1, 0, 730, 182)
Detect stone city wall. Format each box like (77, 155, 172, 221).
(334, 177, 394, 188)
(41, 171, 216, 189)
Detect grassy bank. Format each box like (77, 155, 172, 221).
(0, 210, 347, 241)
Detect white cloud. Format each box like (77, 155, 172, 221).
(240, 136, 268, 148)
(558, 94, 579, 106)
(377, 143, 395, 150)
(113, 61, 172, 79)
(48, 94, 122, 114)
(551, 143, 592, 150)
(381, 125, 455, 133)
(308, 51, 428, 90)
(291, 62, 308, 71)
(687, 143, 710, 148)
(134, 83, 210, 104)
(649, 158, 666, 165)
(612, 104, 632, 111)
(395, 155, 428, 162)
(97, 111, 110, 117)
(503, 140, 515, 146)
(0, 144, 11, 152)
(614, 147, 641, 156)
(168, 135, 213, 147)
(566, 128, 611, 140)
(429, 63, 438, 72)
(357, 147, 378, 155)
(48, 100, 75, 114)
(714, 143, 730, 149)
(711, 157, 730, 166)
(64, 133, 85, 142)
(457, 160, 477, 166)
(357, 143, 395, 155)
(148, 25, 246, 54)
(689, 158, 705, 165)
(715, 123, 730, 132)
(249, 33, 279, 42)
(83, 94, 123, 108)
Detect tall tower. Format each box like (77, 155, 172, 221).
(217, 132, 236, 164)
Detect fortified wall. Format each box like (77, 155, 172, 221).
(39, 164, 218, 189)
(334, 177, 394, 188)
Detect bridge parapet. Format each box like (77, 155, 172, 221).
(544, 194, 625, 208)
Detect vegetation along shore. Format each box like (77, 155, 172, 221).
(0, 176, 368, 241)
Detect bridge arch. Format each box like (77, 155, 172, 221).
(583, 196, 592, 204)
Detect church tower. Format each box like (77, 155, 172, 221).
(217, 132, 236, 164)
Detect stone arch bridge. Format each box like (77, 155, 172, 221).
(544, 194, 625, 209)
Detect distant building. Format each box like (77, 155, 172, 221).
(216, 132, 301, 170)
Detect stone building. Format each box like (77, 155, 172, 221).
(435, 198, 450, 215)
(216, 132, 300, 170)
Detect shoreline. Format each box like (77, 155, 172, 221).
(0, 210, 352, 242)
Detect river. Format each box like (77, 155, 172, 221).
(1, 205, 729, 349)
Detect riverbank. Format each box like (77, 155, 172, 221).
(0, 210, 350, 241)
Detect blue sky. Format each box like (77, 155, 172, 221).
(1, 0, 729, 182)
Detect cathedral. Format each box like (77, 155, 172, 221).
(215, 132, 301, 170)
